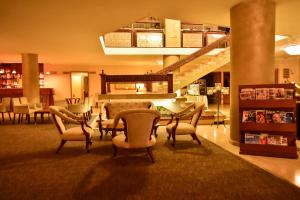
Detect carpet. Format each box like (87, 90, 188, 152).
(0, 123, 300, 200)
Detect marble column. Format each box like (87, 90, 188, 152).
(22, 53, 40, 104)
(230, 0, 275, 145)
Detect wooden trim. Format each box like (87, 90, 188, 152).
(100, 74, 173, 94)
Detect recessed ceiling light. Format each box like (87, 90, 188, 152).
(284, 45, 300, 55)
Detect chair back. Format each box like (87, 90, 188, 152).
(114, 109, 160, 148)
(49, 106, 66, 134)
(104, 101, 153, 119)
(12, 98, 20, 106)
(190, 102, 205, 127)
(2, 97, 11, 111)
(20, 97, 28, 105)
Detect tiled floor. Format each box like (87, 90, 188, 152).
(197, 104, 300, 188)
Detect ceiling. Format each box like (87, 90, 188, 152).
(0, 0, 299, 66)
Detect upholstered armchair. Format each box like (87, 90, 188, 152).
(166, 102, 205, 147)
(49, 106, 95, 153)
(12, 97, 36, 124)
(20, 96, 43, 111)
(67, 97, 90, 119)
(0, 97, 11, 122)
(112, 109, 160, 163)
(98, 101, 153, 139)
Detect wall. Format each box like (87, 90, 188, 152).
(164, 18, 181, 47)
(43, 64, 161, 103)
(275, 57, 300, 83)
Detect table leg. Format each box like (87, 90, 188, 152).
(34, 113, 37, 125)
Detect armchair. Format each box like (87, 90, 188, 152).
(12, 97, 36, 124)
(98, 101, 153, 139)
(49, 106, 95, 153)
(112, 109, 160, 163)
(0, 97, 11, 123)
(166, 102, 205, 147)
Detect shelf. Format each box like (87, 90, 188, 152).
(240, 143, 298, 159)
(239, 83, 297, 159)
(239, 99, 296, 109)
(240, 123, 296, 133)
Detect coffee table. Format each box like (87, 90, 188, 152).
(97, 120, 124, 139)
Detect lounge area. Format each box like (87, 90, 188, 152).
(1, 0, 300, 199)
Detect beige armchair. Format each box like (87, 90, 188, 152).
(12, 97, 36, 124)
(0, 97, 11, 122)
(98, 101, 153, 139)
(166, 102, 205, 147)
(49, 106, 95, 153)
(112, 109, 160, 163)
(20, 96, 43, 111)
(67, 97, 90, 120)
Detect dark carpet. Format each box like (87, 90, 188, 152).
(0, 123, 300, 200)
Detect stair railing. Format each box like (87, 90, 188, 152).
(156, 34, 230, 75)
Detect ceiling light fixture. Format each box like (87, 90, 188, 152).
(284, 45, 300, 55)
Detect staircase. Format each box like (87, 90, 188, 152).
(156, 35, 231, 91)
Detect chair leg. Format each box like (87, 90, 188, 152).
(56, 140, 67, 154)
(8, 112, 11, 120)
(167, 132, 171, 140)
(26, 114, 30, 124)
(13, 114, 16, 124)
(1, 113, 4, 123)
(171, 130, 176, 147)
(191, 133, 201, 145)
(146, 147, 155, 163)
(86, 139, 91, 153)
(18, 114, 21, 124)
(112, 144, 117, 157)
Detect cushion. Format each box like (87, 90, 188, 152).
(166, 123, 196, 135)
(112, 134, 156, 148)
(61, 126, 94, 141)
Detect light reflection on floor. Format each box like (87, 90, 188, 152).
(196, 124, 300, 188)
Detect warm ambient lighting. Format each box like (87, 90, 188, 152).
(46, 71, 50, 75)
(211, 34, 224, 39)
(12, 70, 16, 74)
(275, 35, 288, 42)
(284, 45, 300, 55)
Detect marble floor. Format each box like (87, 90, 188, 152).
(196, 104, 300, 188)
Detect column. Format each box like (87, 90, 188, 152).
(163, 55, 180, 68)
(22, 53, 40, 104)
(230, 0, 275, 145)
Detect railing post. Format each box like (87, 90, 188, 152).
(100, 73, 107, 94)
(167, 73, 173, 93)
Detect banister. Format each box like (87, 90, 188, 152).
(156, 35, 231, 75)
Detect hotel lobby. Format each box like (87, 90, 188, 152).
(1, 0, 300, 199)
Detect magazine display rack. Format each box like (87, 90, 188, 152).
(239, 84, 298, 159)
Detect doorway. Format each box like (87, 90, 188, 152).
(71, 72, 89, 99)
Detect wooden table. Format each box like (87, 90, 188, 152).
(97, 120, 125, 139)
(34, 109, 50, 124)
